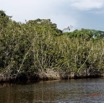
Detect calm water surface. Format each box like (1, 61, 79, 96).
(0, 78, 104, 103)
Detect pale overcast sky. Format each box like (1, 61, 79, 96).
(0, 0, 104, 30)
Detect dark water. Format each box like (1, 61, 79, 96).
(0, 78, 104, 103)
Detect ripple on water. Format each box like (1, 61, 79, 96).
(0, 79, 104, 103)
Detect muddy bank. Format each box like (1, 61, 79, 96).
(0, 69, 103, 83)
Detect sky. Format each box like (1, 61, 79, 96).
(0, 0, 104, 30)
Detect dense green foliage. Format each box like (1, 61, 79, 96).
(63, 28, 104, 39)
(0, 10, 104, 79)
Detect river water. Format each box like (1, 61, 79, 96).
(0, 78, 104, 103)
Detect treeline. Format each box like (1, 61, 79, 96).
(0, 10, 104, 82)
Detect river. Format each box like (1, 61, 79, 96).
(0, 78, 104, 103)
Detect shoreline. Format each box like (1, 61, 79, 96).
(0, 69, 103, 83)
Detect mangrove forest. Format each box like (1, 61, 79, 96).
(0, 10, 104, 83)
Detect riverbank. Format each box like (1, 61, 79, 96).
(0, 68, 103, 83)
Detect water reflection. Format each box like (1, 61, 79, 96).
(0, 79, 104, 103)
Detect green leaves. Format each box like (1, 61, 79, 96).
(0, 10, 104, 78)
(64, 29, 104, 40)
